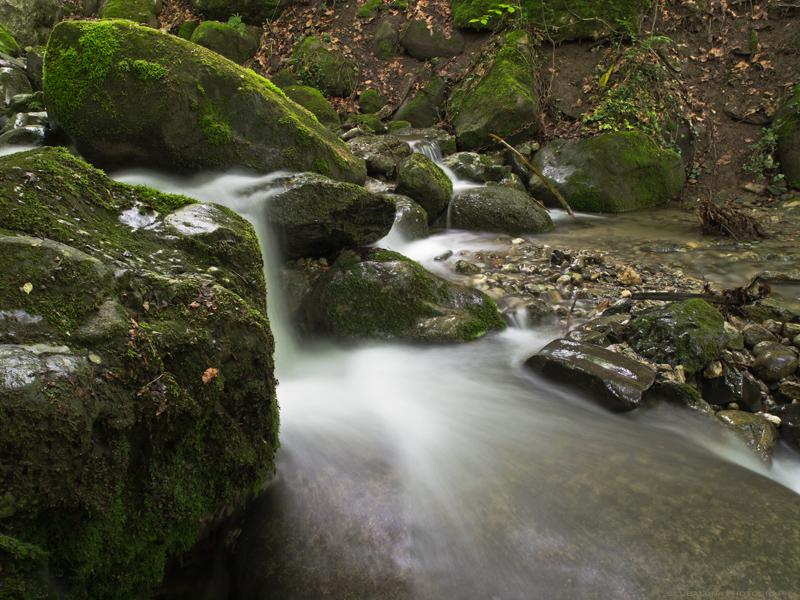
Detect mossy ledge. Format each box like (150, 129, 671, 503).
(0, 147, 279, 599)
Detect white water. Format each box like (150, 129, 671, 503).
(110, 167, 800, 599)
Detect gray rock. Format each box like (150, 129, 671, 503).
(524, 338, 656, 412)
(776, 380, 800, 402)
(752, 350, 798, 382)
(742, 323, 778, 348)
(346, 135, 412, 177)
(440, 152, 510, 183)
(0, 0, 61, 47)
(449, 186, 554, 236)
(1, 65, 32, 107)
(391, 195, 428, 241)
(373, 19, 398, 61)
(392, 75, 448, 128)
(744, 297, 800, 324)
(395, 153, 453, 224)
(189, 20, 261, 64)
(716, 410, 778, 463)
(645, 379, 714, 415)
(702, 368, 762, 412)
(399, 19, 465, 60)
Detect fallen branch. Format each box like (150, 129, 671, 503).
(489, 133, 575, 217)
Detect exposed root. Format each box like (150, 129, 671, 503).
(696, 199, 768, 240)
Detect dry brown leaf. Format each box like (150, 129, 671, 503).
(202, 368, 219, 384)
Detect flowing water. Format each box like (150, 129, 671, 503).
(110, 166, 800, 600)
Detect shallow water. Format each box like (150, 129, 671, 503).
(111, 168, 800, 599)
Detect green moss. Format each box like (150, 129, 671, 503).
(178, 20, 199, 40)
(312, 157, 332, 176)
(99, 0, 156, 25)
(358, 0, 384, 18)
(282, 84, 340, 127)
(377, 37, 394, 61)
(387, 120, 412, 133)
(351, 113, 385, 134)
(0, 22, 21, 57)
(358, 88, 387, 114)
(132, 59, 167, 81)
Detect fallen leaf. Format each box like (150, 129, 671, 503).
(143, 301, 150, 311)
(22, 282, 33, 294)
(188, 301, 200, 308)
(202, 368, 219, 384)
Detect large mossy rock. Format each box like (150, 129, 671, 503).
(450, 31, 540, 150)
(449, 186, 554, 235)
(773, 86, 800, 190)
(301, 248, 506, 342)
(193, 0, 289, 25)
(0, 148, 279, 598)
(529, 131, 684, 213)
(625, 299, 725, 376)
(450, 0, 649, 41)
(255, 172, 396, 260)
(395, 153, 453, 224)
(399, 19, 465, 60)
(43, 20, 365, 183)
(283, 84, 341, 128)
(189, 20, 261, 64)
(98, 0, 159, 27)
(291, 36, 359, 97)
(393, 75, 448, 128)
(0, 0, 61, 47)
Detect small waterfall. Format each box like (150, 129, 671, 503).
(409, 139, 443, 162)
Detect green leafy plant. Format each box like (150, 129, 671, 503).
(743, 126, 780, 180)
(469, 3, 518, 27)
(227, 13, 246, 34)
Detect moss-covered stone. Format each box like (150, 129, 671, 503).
(373, 20, 397, 61)
(625, 299, 725, 376)
(0, 0, 62, 47)
(292, 36, 359, 97)
(387, 120, 411, 134)
(301, 248, 506, 342)
(189, 20, 261, 64)
(357, 0, 383, 18)
(529, 130, 685, 213)
(270, 67, 297, 88)
(440, 151, 509, 183)
(345, 135, 412, 177)
(450, 31, 540, 150)
(393, 75, 447, 128)
(358, 88, 387, 114)
(99, 0, 158, 27)
(178, 19, 199, 39)
(717, 410, 778, 464)
(350, 113, 385, 134)
(193, 0, 288, 25)
(449, 0, 649, 41)
(0, 22, 21, 57)
(395, 153, 453, 224)
(399, 18, 465, 60)
(43, 20, 365, 183)
(283, 84, 340, 127)
(0, 147, 279, 599)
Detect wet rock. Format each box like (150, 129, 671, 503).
(346, 136, 412, 177)
(744, 297, 800, 324)
(625, 299, 725, 376)
(752, 350, 798, 382)
(440, 152, 510, 183)
(723, 321, 744, 350)
(524, 338, 656, 412)
(392, 75, 448, 128)
(776, 380, 800, 402)
(395, 153, 452, 224)
(1, 64, 32, 107)
(645, 380, 714, 415)
(391, 195, 428, 241)
(301, 248, 506, 342)
(454, 260, 481, 275)
(752, 340, 794, 357)
(616, 266, 642, 285)
(742, 323, 778, 348)
(523, 299, 556, 324)
(776, 403, 800, 452)
(702, 368, 762, 413)
(448, 187, 554, 236)
(716, 410, 778, 464)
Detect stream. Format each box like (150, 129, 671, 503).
(109, 165, 800, 600)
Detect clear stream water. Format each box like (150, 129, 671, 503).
(110, 167, 800, 600)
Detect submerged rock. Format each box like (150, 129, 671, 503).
(44, 20, 365, 182)
(0, 147, 279, 598)
(449, 186, 554, 235)
(301, 248, 506, 342)
(524, 338, 656, 412)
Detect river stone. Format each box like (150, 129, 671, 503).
(189, 20, 261, 64)
(193, 0, 291, 25)
(346, 135, 413, 177)
(742, 323, 778, 348)
(702, 368, 762, 413)
(723, 321, 744, 350)
(0, 147, 278, 598)
(43, 20, 365, 183)
(529, 131, 685, 213)
(776, 403, 800, 452)
(282, 85, 340, 128)
(644, 380, 714, 415)
(399, 19, 465, 60)
(625, 299, 725, 376)
(391, 195, 429, 241)
(253, 172, 396, 260)
(752, 350, 798, 382)
(98, 0, 158, 27)
(395, 153, 453, 223)
(301, 248, 506, 342)
(752, 340, 793, 357)
(24, 47, 45, 92)
(524, 338, 656, 412)
(291, 35, 358, 97)
(777, 381, 800, 402)
(451, 31, 539, 150)
(716, 410, 778, 463)
(0, 0, 61, 47)
(744, 297, 800, 324)
(392, 75, 448, 128)
(440, 152, 510, 183)
(449, 187, 554, 236)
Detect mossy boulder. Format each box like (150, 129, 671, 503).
(373, 19, 398, 61)
(43, 20, 365, 183)
(625, 299, 725, 376)
(270, 67, 297, 88)
(0, 0, 61, 47)
(283, 84, 341, 128)
(359, 88, 387, 114)
(189, 20, 261, 64)
(449, 186, 554, 235)
(0, 147, 279, 598)
(0, 23, 21, 57)
(350, 113, 385, 134)
(357, 0, 383, 18)
(395, 153, 453, 224)
(393, 75, 447, 128)
(773, 85, 800, 190)
(399, 18, 465, 60)
(99, 0, 159, 27)
(440, 151, 509, 182)
(450, 31, 540, 150)
(345, 135, 412, 177)
(292, 36, 359, 97)
(529, 131, 684, 213)
(301, 248, 506, 342)
(178, 19, 199, 39)
(253, 172, 397, 260)
(193, 0, 289, 25)
(450, 0, 649, 41)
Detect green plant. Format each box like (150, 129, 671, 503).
(743, 126, 780, 180)
(227, 13, 246, 34)
(469, 3, 518, 27)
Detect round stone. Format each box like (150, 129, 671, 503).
(752, 350, 799, 382)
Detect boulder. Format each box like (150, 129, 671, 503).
(625, 299, 725, 376)
(99, 0, 159, 27)
(25, 46, 46, 92)
(0, 22, 20, 57)
(399, 19, 465, 60)
(193, 0, 290, 25)
(773, 85, 800, 190)
(0, 148, 279, 598)
(716, 411, 778, 464)
(392, 195, 429, 240)
(358, 88, 387, 114)
(189, 20, 261, 64)
(292, 36, 359, 97)
(373, 19, 398, 61)
(395, 153, 453, 223)
(776, 403, 800, 453)
(1, 61, 32, 107)
(0, 0, 61, 47)
(346, 135, 412, 177)
(252, 172, 396, 260)
(524, 338, 656, 412)
(450, 31, 540, 150)
(440, 152, 510, 183)
(300, 248, 506, 342)
(283, 84, 340, 128)
(529, 131, 685, 213)
(392, 75, 448, 128)
(449, 186, 554, 235)
(43, 20, 365, 183)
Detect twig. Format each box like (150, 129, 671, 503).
(489, 133, 575, 216)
